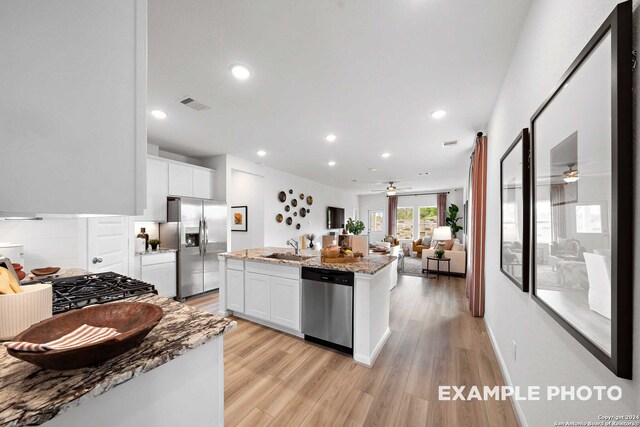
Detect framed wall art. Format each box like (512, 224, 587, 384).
(529, 1, 632, 378)
(231, 206, 248, 232)
(500, 128, 530, 292)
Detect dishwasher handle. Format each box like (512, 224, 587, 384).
(302, 267, 354, 286)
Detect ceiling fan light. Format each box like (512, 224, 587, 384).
(386, 186, 397, 196)
(562, 164, 579, 183)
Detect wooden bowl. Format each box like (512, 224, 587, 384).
(7, 302, 163, 370)
(320, 248, 340, 258)
(31, 267, 60, 276)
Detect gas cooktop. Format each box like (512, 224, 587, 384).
(29, 272, 157, 314)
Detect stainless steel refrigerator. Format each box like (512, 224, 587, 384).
(160, 197, 227, 300)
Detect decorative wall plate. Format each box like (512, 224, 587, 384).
(296, 224, 301, 230)
(278, 191, 286, 202)
(293, 212, 297, 217)
(299, 193, 304, 199)
(300, 208, 306, 217)
(307, 208, 310, 213)
(276, 214, 283, 223)
(291, 199, 298, 207)
(307, 196, 313, 205)
(286, 217, 292, 225)
(285, 205, 290, 212)
(288, 189, 293, 194)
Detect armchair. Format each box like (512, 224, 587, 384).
(412, 239, 431, 257)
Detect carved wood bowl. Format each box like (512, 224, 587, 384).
(7, 302, 163, 370)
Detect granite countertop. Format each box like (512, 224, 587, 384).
(221, 247, 397, 275)
(0, 294, 236, 427)
(135, 249, 178, 256)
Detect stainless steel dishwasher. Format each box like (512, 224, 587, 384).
(301, 267, 354, 354)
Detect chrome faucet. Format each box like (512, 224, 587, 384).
(287, 238, 299, 255)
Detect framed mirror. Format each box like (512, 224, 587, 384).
(500, 129, 530, 292)
(530, 2, 632, 378)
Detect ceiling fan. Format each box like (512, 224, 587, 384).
(370, 181, 412, 196)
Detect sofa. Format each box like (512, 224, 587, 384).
(422, 241, 466, 275)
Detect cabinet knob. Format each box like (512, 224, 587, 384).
(92, 257, 103, 264)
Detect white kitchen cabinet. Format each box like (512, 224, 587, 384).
(244, 272, 271, 321)
(168, 163, 194, 197)
(270, 276, 300, 330)
(226, 269, 245, 313)
(0, 0, 147, 216)
(168, 163, 214, 199)
(139, 253, 176, 298)
(192, 169, 214, 199)
(138, 157, 169, 222)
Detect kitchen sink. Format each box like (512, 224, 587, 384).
(260, 253, 314, 261)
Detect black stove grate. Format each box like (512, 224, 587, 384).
(28, 272, 158, 314)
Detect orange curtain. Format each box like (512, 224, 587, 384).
(388, 195, 398, 236)
(466, 133, 488, 317)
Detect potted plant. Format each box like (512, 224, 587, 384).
(445, 204, 463, 237)
(434, 247, 445, 259)
(345, 218, 365, 235)
(148, 239, 160, 252)
(305, 233, 316, 249)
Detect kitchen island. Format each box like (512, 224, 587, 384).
(218, 247, 397, 367)
(0, 294, 236, 427)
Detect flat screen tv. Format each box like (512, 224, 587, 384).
(327, 206, 345, 229)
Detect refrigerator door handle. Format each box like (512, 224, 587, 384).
(203, 219, 209, 254)
(198, 218, 204, 256)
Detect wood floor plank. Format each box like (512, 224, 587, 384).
(235, 408, 274, 427)
(201, 274, 520, 427)
(394, 393, 429, 427)
(363, 319, 421, 426)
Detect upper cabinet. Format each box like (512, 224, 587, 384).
(0, 0, 147, 216)
(168, 164, 194, 197)
(168, 162, 215, 200)
(138, 156, 216, 222)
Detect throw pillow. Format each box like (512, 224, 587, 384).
(422, 236, 431, 247)
(444, 239, 454, 250)
(452, 242, 464, 251)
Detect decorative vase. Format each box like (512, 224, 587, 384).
(150, 243, 159, 252)
(309, 241, 314, 249)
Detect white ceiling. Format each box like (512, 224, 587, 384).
(147, 0, 531, 195)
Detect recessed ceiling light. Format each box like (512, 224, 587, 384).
(431, 109, 447, 119)
(325, 134, 337, 142)
(368, 168, 378, 172)
(256, 150, 266, 157)
(381, 152, 391, 158)
(418, 172, 431, 176)
(351, 179, 358, 182)
(328, 161, 336, 167)
(230, 64, 251, 81)
(150, 109, 167, 120)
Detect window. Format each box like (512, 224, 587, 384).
(396, 207, 414, 239)
(418, 206, 437, 238)
(536, 200, 551, 243)
(368, 211, 384, 232)
(576, 205, 602, 233)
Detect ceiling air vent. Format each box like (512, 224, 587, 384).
(442, 140, 458, 147)
(180, 97, 210, 111)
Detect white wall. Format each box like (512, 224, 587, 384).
(204, 155, 358, 250)
(358, 189, 464, 241)
(0, 219, 86, 270)
(229, 170, 265, 251)
(484, 0, 639, 425)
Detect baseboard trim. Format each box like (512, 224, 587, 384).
(484, 320, 528, 427)
(231, 311, 304, 338)
(354, 327, 390, 367)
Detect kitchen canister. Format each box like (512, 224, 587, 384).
(0, 283, 53, 340)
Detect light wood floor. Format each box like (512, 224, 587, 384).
(188, 275, 519, 427)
